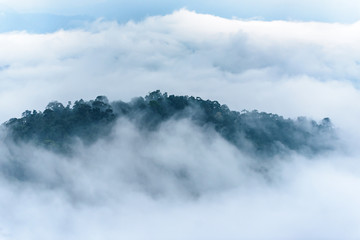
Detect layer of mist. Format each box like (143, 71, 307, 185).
(0, 110, 358, 240)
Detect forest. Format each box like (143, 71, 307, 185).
(4, 90, 336, 156)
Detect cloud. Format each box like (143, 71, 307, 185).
(0, 10, 360, 239)
(0, 10, 359, 127)
(0, 118, 359, 240)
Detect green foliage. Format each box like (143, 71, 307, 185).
(5, 96, 115, 153)
(4, 91, 336, 155)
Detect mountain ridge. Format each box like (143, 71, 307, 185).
(4, 90, 336, 156)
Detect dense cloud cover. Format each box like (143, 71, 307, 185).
(0, 113, 357, 240)
(0, 10, 360, 239)
(0, 10, 360, 129)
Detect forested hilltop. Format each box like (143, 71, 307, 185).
(4, 90, 336, 155)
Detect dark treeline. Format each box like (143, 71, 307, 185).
(4, 90, 336, 155)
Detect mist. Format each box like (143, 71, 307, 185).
(0, 110, 359, 239)
(1, 9, 360, 240)
(1, 10, 360, 127)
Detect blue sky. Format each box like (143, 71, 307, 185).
(1, 0, 360, 32)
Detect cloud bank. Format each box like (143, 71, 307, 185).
(0, 10, 360, 239)
(0, 10, 360, 128)
(0, 118, 359, 240)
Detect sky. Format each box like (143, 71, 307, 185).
(0, 0, 360, 32)
(1, 1, 360, 240)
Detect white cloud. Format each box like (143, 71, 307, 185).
(0, 119, 360, 240)
(0, 10, 360, 127)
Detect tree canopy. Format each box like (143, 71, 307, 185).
(4, 90, 336, 156)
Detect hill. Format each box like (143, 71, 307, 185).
(4, 90, 336, 156)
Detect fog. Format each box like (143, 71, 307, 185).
(1, 10, 360, 239)
(0, 115, 358, 239)
(1, 10, 360, 127)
